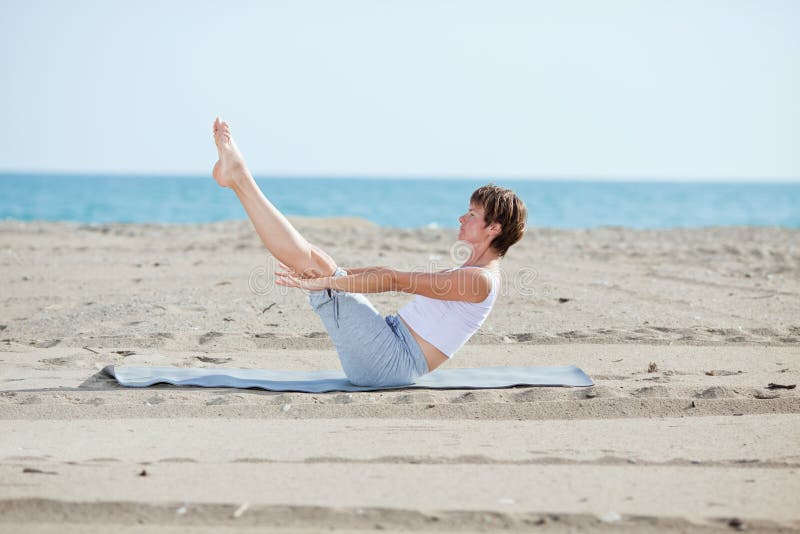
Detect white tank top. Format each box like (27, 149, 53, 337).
(398, 266, 499, 358)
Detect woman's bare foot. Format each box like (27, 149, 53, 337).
(212, 117, 251, 189)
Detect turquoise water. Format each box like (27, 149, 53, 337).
(0, 173, 798, 229)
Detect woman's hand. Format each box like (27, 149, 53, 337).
(276, 261, 325, 280)
(274, 263, 332, 291)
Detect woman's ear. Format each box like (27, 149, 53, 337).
(489, 222, 502, 236)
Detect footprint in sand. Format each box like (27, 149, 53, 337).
(754, 390, 780, 399)
(40, 356, 71, 366)
(41, 355, 97, 369)
(145, 395, 166, 405)
(305, 331, 327, 338)
(512, 389, 566, 402)
(705, 328, 740, 336)
(392, 393, 436, 404)
(726, 336, 748, 342)
(583, 386, 622, 399)
(195, 356, 232, 364)
(33, 339, 61, 348)
(22, 467, 58, 475)
(198, 332, 223, 345)
(705, 369, 742, 376)
(749, 327, 779, 337)
(631, 385, 671, 398)
(257, 393, 287, 404)
(695, 386, 738, 399)
(557, 331, 589, 339)
(332, 394, 354, 404)
(450, 391, 496, 403)
(451, 391, 481, 403)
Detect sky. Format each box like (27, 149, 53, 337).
(0, 0, 798, 181)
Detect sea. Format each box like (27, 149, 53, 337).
(1, 173, 798, 229)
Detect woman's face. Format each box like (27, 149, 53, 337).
(458, 202, 491, 244)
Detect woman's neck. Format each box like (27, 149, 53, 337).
(463, 243, 501, 269)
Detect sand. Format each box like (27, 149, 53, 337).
(1, 219, 799, 532)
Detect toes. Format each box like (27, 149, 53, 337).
(211, 118, 232, 145)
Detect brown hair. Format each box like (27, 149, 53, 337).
(470, 183, 527, 257)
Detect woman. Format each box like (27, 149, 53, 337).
(212, 118, 527, 387)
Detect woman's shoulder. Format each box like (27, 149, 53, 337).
(455, 265, 500, 278)
(454, 265, 500, 296)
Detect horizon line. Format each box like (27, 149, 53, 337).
(1, 170, 799, 185)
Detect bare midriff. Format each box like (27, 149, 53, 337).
(400, 316, 449, 373)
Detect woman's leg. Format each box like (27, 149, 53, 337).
(211, 118, 337, 277)
(309, 269, 428, 387)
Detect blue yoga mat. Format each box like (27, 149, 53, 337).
(103, 365, 593, 393)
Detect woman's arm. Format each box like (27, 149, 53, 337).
(340, 266, 452, 276)
(276, 261, 382, 279)
(392, 269, 492, 302)
(338, 266, 385, 276)
(276, 268, 395, 293)
(276, 267, 492, 303)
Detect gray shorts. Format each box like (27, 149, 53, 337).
(308, 268, 430, 387)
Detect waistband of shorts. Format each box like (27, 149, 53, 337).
(388, 314, 430, 375)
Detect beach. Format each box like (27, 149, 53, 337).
(1, 219, 799, 532)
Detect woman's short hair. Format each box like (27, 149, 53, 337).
(470, 183, 527, 257)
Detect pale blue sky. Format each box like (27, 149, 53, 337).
(1, 0, 798, 180)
